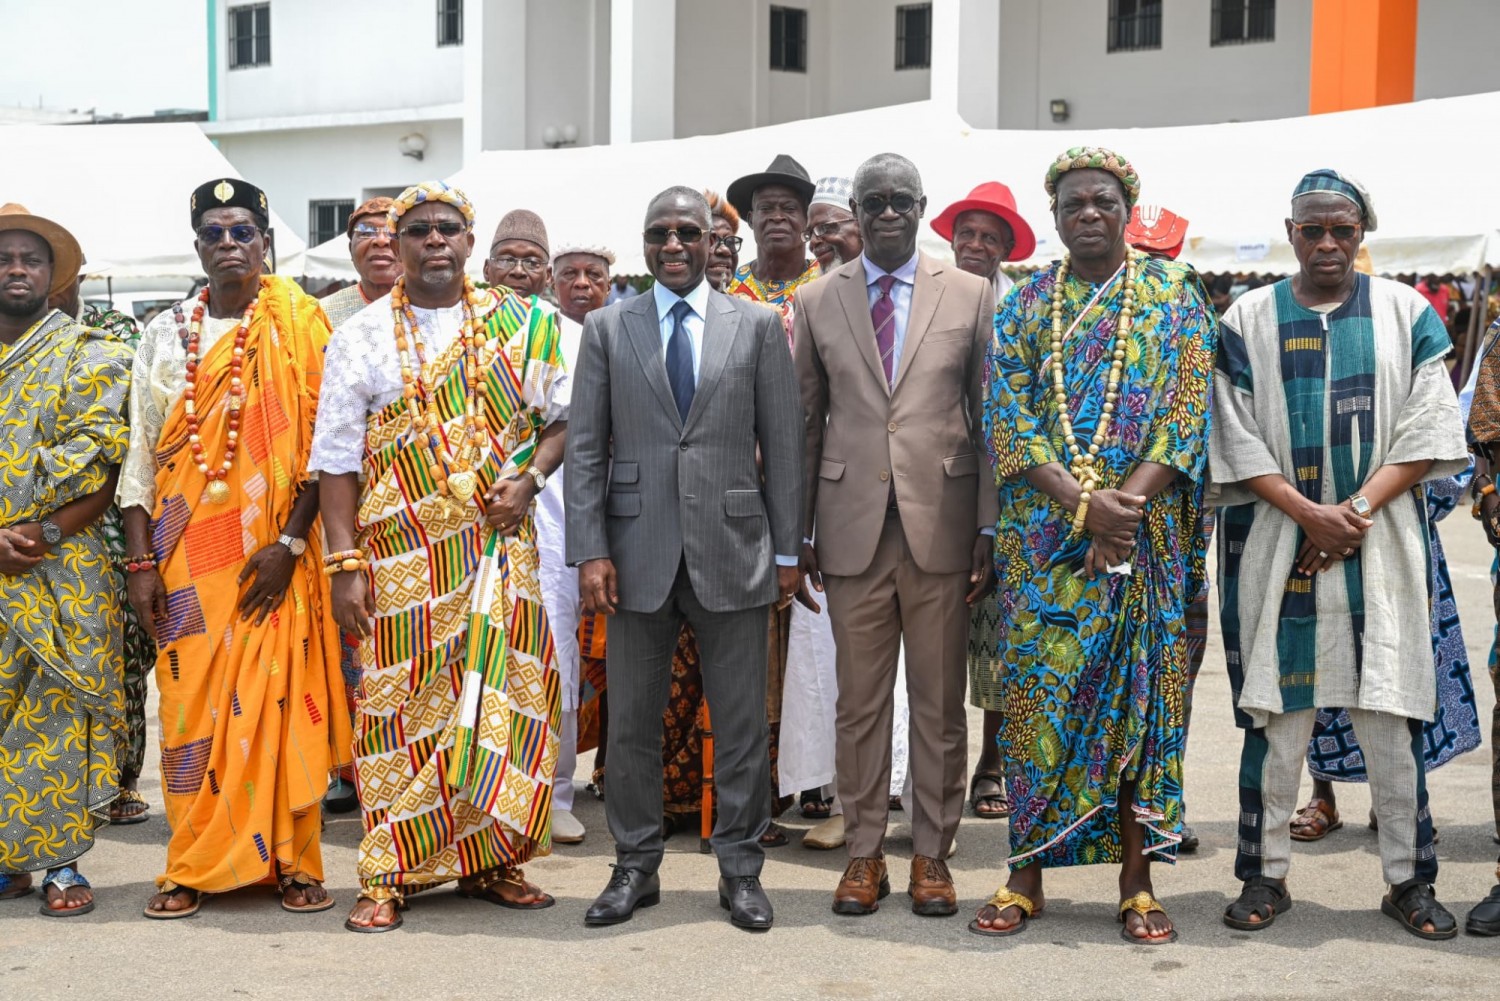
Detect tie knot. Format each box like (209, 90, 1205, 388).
(876, 274, 897, 296)
(670, 299, 693, 323)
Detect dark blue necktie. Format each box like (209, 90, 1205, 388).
(666, 298, 695, 422)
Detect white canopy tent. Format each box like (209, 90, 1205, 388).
(300, 91, 1500, 283)
(0, 123, 306, 281)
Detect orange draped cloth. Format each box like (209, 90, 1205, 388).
(150, 275, 351, 891)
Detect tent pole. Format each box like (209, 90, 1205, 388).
(1461, 267, 1492, 386)
(107, 276, 113, 309)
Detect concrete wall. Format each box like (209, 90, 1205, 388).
(673, 0, 930, 136)
(998, 0, 1313, 129)
(1414, 0, 1500, 100)
(216, 119, 463, 243)
(215, 0, 465, 120)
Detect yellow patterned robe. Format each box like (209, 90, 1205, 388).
(0, 311, 131, 872)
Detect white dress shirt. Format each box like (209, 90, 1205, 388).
(651, 278, 710, 381)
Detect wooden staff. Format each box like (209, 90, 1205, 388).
(699, 702, 714, 854)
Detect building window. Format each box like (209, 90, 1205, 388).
(895, 4, 932, 70)
(1107, 0, 1161, 52)
(228, 3, 271, 69)
(1212, 0, 1275, 45)
(770, 6, 807, 73)
(437, 0, 463, 47)
(309, 200, 354, 247)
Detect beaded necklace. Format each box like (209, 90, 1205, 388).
(176, 287, 257, 505)
(390, 274, 490, 506)
(1047, 248, 1139, 516)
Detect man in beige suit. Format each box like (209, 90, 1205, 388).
(794, 153, 995, 918)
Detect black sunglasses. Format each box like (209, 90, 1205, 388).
(399, 221, 470, 239)
(859, 193, 918, 217)
(1291, 222, 1361, 241)
(644, 226, 706, 245)
(197, 224, 261, 245)
(710, 234, 744, 252)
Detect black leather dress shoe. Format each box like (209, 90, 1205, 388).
(1466, 884, 1500, 936)
(719, 875, 773, 931)
(584, 866, 660, 926)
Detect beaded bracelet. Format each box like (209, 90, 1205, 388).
(323, 548, 365, 564)
(323, 559, 370, 576)
(122, 554, 157, 573)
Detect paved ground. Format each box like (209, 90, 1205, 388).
(5, 518, 1500, 1001)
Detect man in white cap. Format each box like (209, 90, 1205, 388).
(541, 241, 616, 844)
(805, 176, 862, 275)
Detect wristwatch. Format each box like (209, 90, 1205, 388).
(278, 534, 307, 556)
(1349, 494, 1372, 517)
(40, 519, 62, 545)
(525, 468, 547, 491)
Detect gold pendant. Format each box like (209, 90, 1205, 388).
(446, 470, 478, 505)
(204, 479, 231, 505)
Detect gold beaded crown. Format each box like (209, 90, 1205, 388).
(1044, 147, 1141, 212)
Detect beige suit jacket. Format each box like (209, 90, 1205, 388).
(794, 252, 997, 577)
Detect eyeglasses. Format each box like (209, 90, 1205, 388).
(710, 234, 744, 252)
(351, 223, 393, 242)
(859, 193, 918, 217)
(644, 225, 706, 245)
(196, 224, 260, 245)
(805, 221, 852, 241)
(1291, 222, 1361, 241)
(398, 221, 470, 239)
(490, 255, 547, 273)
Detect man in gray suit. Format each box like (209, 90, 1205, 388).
(565, 186, 804, 931)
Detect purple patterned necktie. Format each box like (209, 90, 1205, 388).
(872, 274, 897, 387)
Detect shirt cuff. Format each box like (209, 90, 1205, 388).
(775, 554, 799, 566)
(980, 527, 995, 536)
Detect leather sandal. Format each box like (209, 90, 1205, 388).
(0, 873, 34, 901)
(278, 872, 336, 914)
(968, 771, 1009, 819)
(1289, 798, 1342, 842)
(143, 879, 202, 920)
(1119, 891, 1178, 944)
(1382, 880, 1457, 941)
(968, 887, 1038, 937)
(1223, 875, 1292, 930)
(455, 867, 555, 910)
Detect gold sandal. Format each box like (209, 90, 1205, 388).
(455, 866, 555, 910)
(278, 871, 336, 914)
(1119, 890, 1178, 944)
(344, 885, 405, 933)
(968, 887, 1038, 937)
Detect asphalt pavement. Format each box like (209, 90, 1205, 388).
(4, 519, 1499, 1001)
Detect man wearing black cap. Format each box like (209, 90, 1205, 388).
(122, 177, 352, 921)
(725, 154, 820, 328)
(0, 203, 131, 916)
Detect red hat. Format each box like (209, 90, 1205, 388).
(930, 181, 1036, 261)
(1125, 205, 1189, 259)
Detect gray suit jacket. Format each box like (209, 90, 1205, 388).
(564, 285, 804, 613)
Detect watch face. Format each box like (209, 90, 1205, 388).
(42, 521, 61, 544)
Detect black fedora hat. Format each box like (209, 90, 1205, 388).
(726, 154, 816, 217)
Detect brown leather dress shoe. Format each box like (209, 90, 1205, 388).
(832, 856, 890, 915)
(909, 855, 958, 916)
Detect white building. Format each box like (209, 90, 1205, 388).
(203, 0, 1500, 244)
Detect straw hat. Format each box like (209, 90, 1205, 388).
(0, 203, 85, 296)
